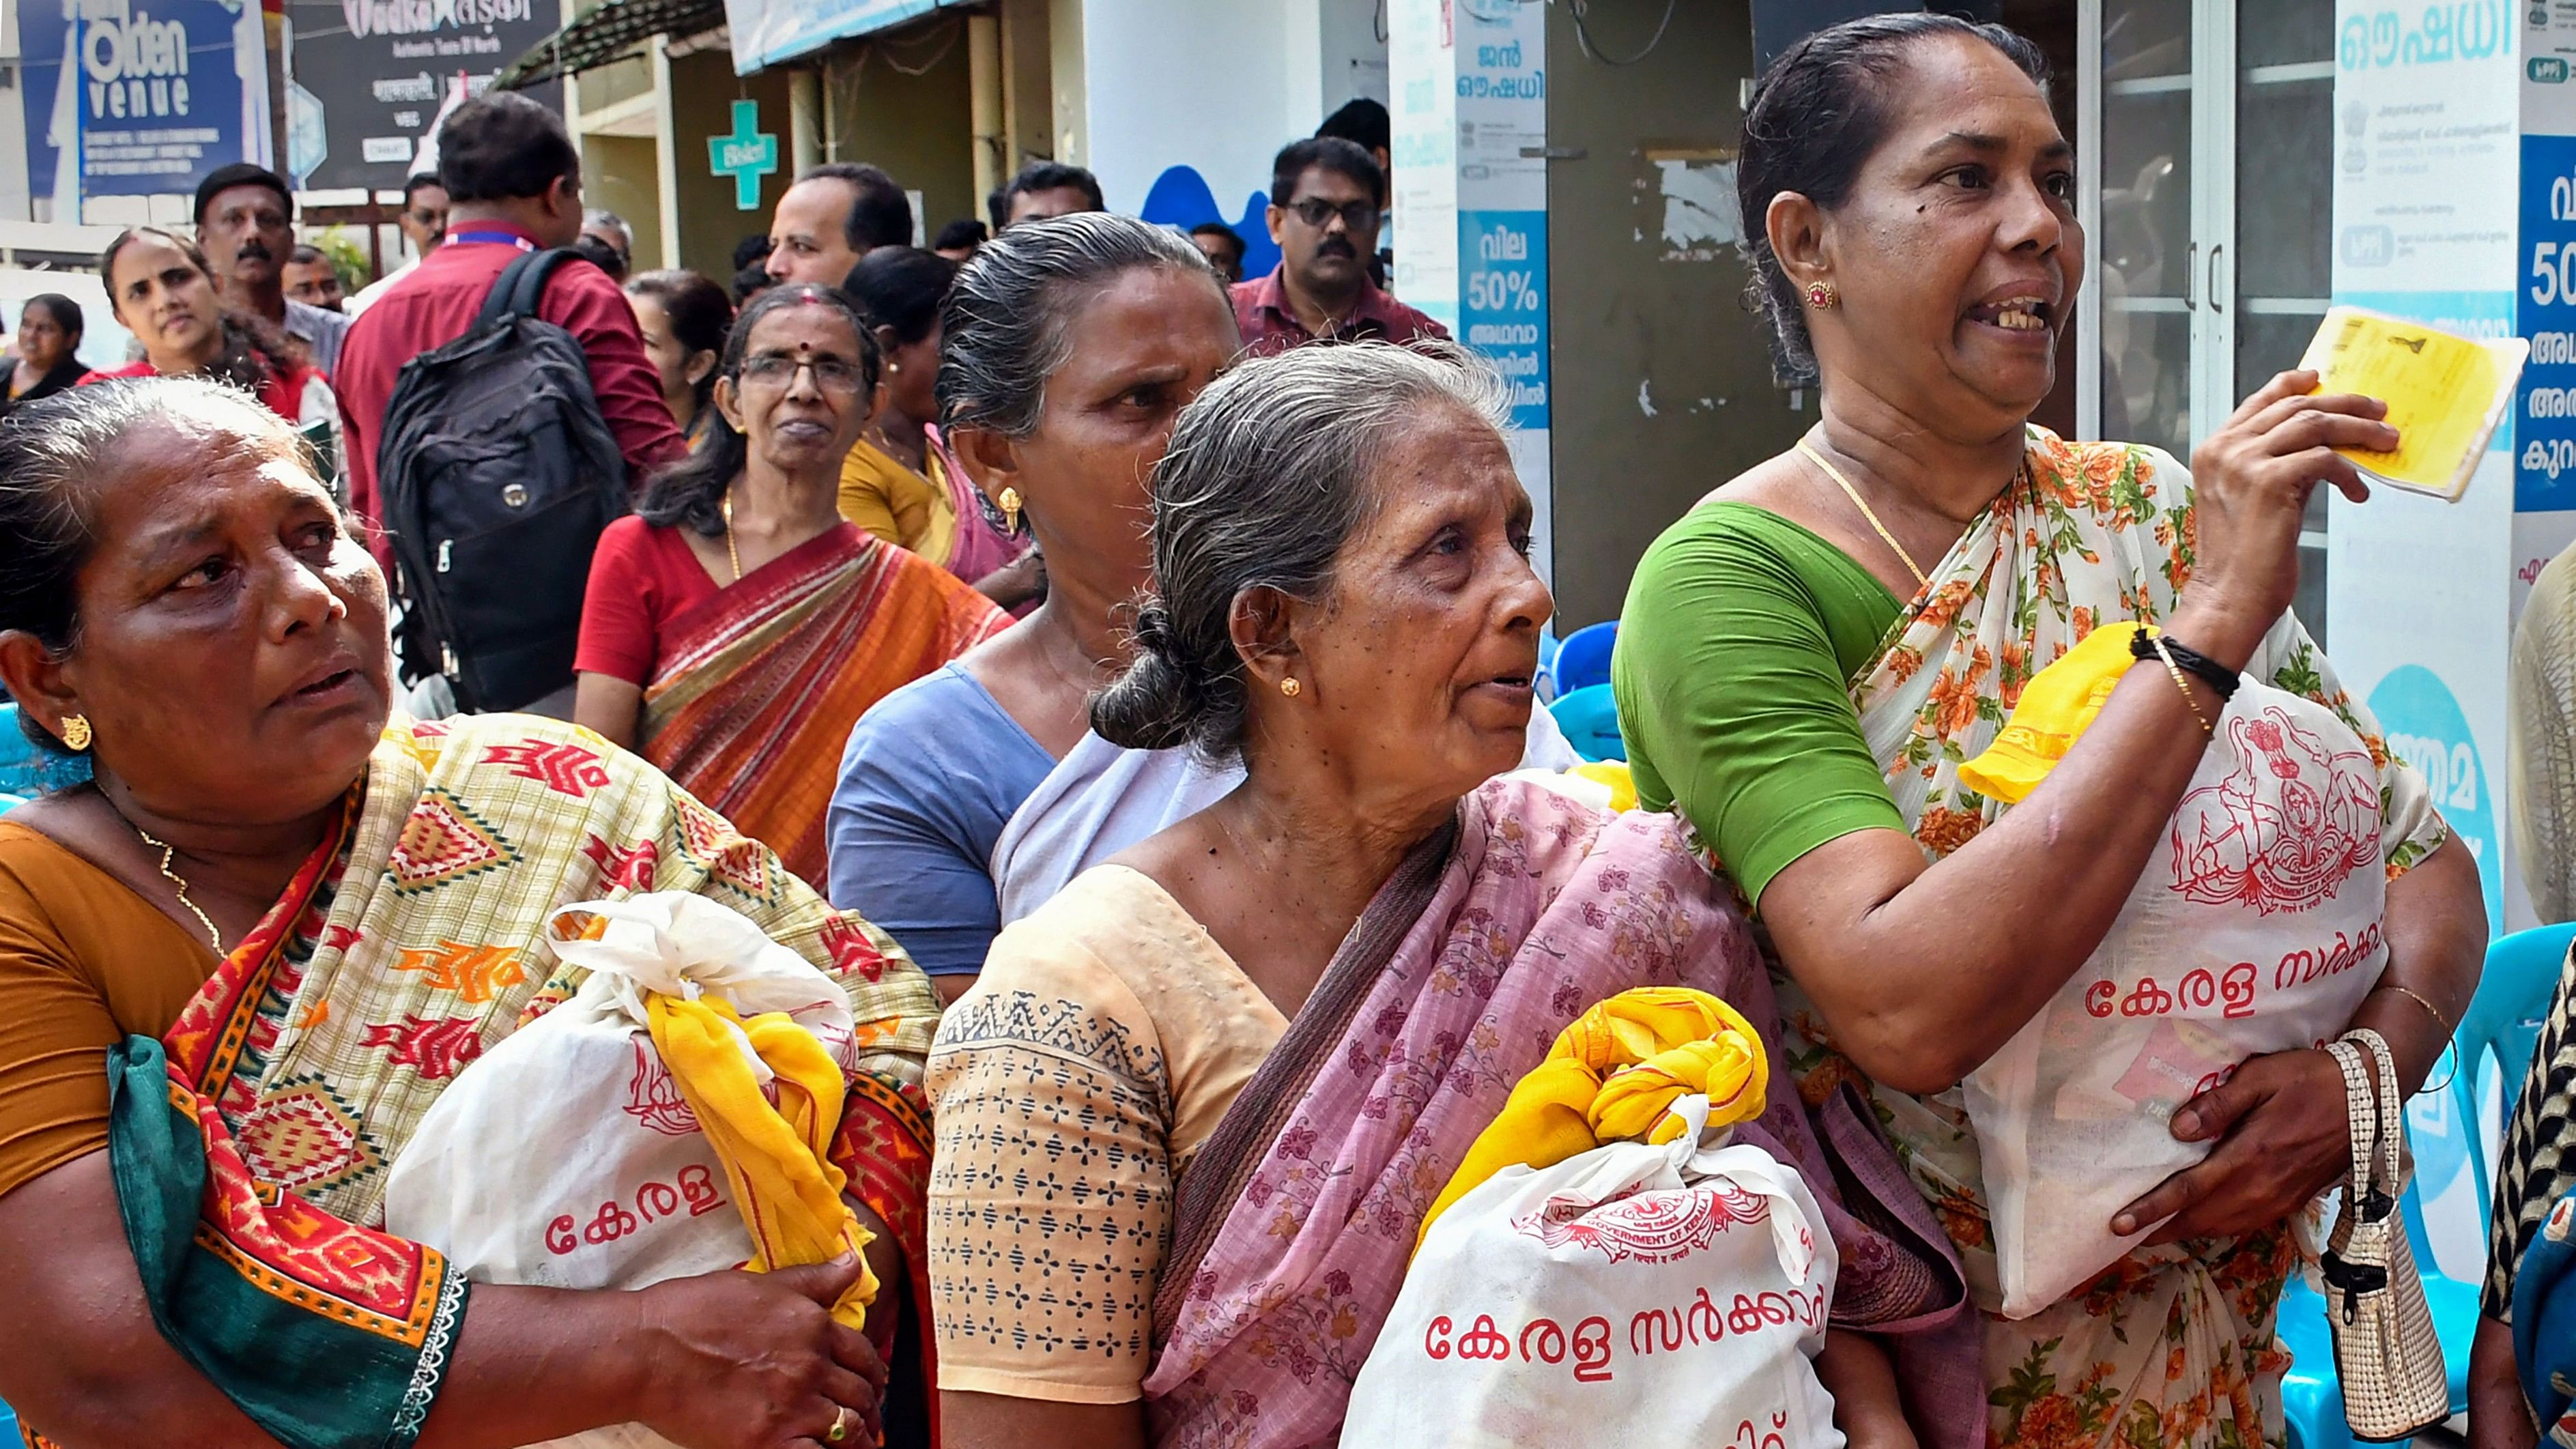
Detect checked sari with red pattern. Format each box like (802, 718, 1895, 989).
(90, 714, 943, 1449)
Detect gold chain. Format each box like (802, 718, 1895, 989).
(721, 487, 744, 583)
(132, 823, 223, 953)
(2146, 631, 2215, 738)
(1797, 440, 1930, 590)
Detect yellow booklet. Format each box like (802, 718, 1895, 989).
(2295, 306, 2528, 502)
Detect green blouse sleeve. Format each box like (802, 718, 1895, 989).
(1612, 504, 1908, 912)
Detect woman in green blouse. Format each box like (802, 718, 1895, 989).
(1613, 15, 2485, 1448)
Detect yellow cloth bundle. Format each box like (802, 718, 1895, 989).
(1957, 621, 2149, 805)
(1569, 760, 1639, 812)
(1416, 986, 1769, 1250)
(646, 993, 877, 1330)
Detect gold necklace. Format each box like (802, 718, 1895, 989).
(720, 487, 744, 582)
(1797, 439, 1930, 590)
(132, 822, 223, 953)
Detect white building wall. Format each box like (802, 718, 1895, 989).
(1075, 0, 1385, 274)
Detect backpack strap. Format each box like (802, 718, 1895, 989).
(473, 246, 584, 330)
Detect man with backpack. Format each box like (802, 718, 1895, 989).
(337, 91, 685, 715)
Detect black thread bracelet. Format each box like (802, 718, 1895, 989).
(2129, 629, 2241, 700)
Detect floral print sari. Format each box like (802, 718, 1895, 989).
(1776, 428, 2446, 1448)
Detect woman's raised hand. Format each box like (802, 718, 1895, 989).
(2178, 369, 2397, 668)
(633, 1256, 888, 1449)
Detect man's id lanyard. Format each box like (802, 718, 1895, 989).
(447, 229, 537, 251)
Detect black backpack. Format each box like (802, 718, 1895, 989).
(379, 247, 631, 713)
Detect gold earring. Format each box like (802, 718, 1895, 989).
(1805, 281, 1840, 309)
(1280, 678, 1301, 698)
(59, 714, 91, 751)
(998, 487, 1022, 533)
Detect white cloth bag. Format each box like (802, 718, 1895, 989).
(1963, 677, 2392, 1319)
(383, 893, 860, 1448)
(1344, 1097, 1845, 1449)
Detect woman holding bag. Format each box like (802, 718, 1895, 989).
(1613, 14, 2485, 1447)
(926, 341, 1981, 1449)
(0, 377, 940, 1448)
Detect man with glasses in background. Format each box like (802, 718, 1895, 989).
(1231, 137, 1446, 356)
(347, 173, 450, 316)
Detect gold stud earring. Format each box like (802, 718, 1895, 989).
(59, 714, 91, 751)
(1280, 678, 1301, 698)
(1805, 281, 1840, 309)
(998, 487, 1022, 533)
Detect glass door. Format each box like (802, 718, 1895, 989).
(2078, 0, 2338, 643)
(2230, 0, 2336, 645)
(2091, 0, 2196, 457)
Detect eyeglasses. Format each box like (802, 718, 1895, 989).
(1288, 197, 1380, 233)
(738, 352, 865, 392)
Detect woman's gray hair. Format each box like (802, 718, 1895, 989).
(1091, 340, 1513, 761)
(935, 210, 1218, 439)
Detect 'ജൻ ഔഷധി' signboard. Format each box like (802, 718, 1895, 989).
(17, 0, 270, 216)
(283, 0, 558, 192)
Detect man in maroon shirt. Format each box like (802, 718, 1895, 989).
(1231, 137, 1448, 357)
(337, 91, 684, 573)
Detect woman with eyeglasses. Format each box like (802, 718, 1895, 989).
(573, 284, 1009, 886)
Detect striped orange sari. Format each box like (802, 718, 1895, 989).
(641, 523, 1009, 885)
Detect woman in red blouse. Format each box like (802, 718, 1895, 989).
(83, 229, 332, 432)
(573, 285, 1007, 885)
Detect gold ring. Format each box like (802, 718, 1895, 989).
(827, 1405, 849, 1444)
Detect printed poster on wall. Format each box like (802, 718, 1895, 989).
(18, 0, 272, 218)
(284, 0, 559, 192)
(2520, 1, 2576, 657)
(1397, 0, 1554, 579)
(2330, 0, 2519, 933)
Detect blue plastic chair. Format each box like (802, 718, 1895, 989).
(2278, 923, 2575, 1448)
(2456, 922, 2576, 1125)
(0, 702, 87, 797)
(1, 1396, 18, 1444)
(1549, 683, 1624, 762)
(1550, 621, 1619, 697)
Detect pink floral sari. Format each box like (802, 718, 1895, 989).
(1139, 779, 1984, 1449)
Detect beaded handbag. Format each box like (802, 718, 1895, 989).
(2317, 1027, 2448, 1442)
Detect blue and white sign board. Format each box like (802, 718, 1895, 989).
(2522, 4, 2576, 809)
(18, 0, 272, 220)
(1392, 0, 1552, 580)
(2330, 0, 2525, 941)
(721, 0, 962, 75)
(2332, 0, 2544, 1283)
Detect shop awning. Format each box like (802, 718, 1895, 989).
(496, 0, 728, 89)
(724, 0, 969, 75)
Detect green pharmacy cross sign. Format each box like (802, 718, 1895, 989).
(710, 100, 778, 211)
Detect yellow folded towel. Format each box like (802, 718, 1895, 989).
(647, 993, 877, 1330)
(1958, 621, 2150, 805)
(1416, 986, 1769, 1250)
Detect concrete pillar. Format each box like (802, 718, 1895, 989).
(650, 33, 681, 269)
(969, 13, 1004, 209)
(788, 69, 823, 177)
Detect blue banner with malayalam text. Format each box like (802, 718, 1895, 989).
(1458, 209, 1548, 432)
